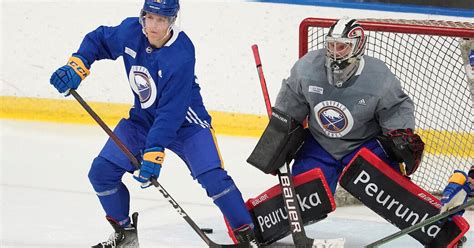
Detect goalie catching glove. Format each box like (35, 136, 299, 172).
(377, 128, 424, 176)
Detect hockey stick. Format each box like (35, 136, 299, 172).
(251, 44, 322, 247)
(366, 199, 474, 247)
(69, 89, 244, 248)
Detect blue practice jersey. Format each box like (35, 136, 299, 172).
(75, 17, 211, 149)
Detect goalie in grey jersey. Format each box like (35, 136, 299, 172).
(252, 17, 425, 193)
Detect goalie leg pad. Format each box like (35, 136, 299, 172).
(430, 215, 470, 248)
(247, 107, 306, 174)
(293, 137, 396, 194)
(244, 168, 336, 245)
(339, 148, 469, 246)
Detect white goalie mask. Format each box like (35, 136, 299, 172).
(325, 18, 367, 87)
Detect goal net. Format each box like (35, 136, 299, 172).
(299, 18, 474, 194)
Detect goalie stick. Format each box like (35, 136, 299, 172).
(69, 89, 246, 248)
(366, 199, 474, 247)
(251, 45, 344, 247)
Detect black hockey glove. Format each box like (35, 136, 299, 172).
(377, 128, 424, 176)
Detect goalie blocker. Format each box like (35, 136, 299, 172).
(340, 148, 469, 247)
(226, 168, 336, 245)
(247, 107, 306, 174)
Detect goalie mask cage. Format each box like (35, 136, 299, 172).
(299, 18, 474, 194)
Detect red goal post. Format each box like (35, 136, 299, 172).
(299, 18, 474, 194)
(300, 18, 474, 58)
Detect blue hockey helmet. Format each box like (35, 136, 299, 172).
(142, 0, 180, 17)
(140, 0, 179, 32)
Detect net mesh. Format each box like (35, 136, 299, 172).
(301, 19, 473, 194)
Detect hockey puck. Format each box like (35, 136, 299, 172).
(200, 228, 213, 234)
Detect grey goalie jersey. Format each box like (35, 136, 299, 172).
(274, 49, 415, 160)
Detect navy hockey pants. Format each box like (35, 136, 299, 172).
(88, 118, 252, 228)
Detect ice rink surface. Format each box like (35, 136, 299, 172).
(1, 120, 472, 247)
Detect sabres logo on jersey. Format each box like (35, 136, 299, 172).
(129, 65, 157, 109)
(314, 101, 354, 138)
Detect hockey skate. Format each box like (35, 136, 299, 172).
(234, 224, 260, 248)
(92, 212, 139, 248)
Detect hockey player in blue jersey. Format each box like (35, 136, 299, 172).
(49, 0, 258, 247)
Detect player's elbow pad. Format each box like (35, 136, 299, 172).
(247, 107, 306, 174)
(377, 128, 424, 176)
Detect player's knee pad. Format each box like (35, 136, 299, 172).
(88, 156, 124, 193)
(196, 168, 236, 200)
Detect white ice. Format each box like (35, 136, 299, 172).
(1, 120, 472, 247)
